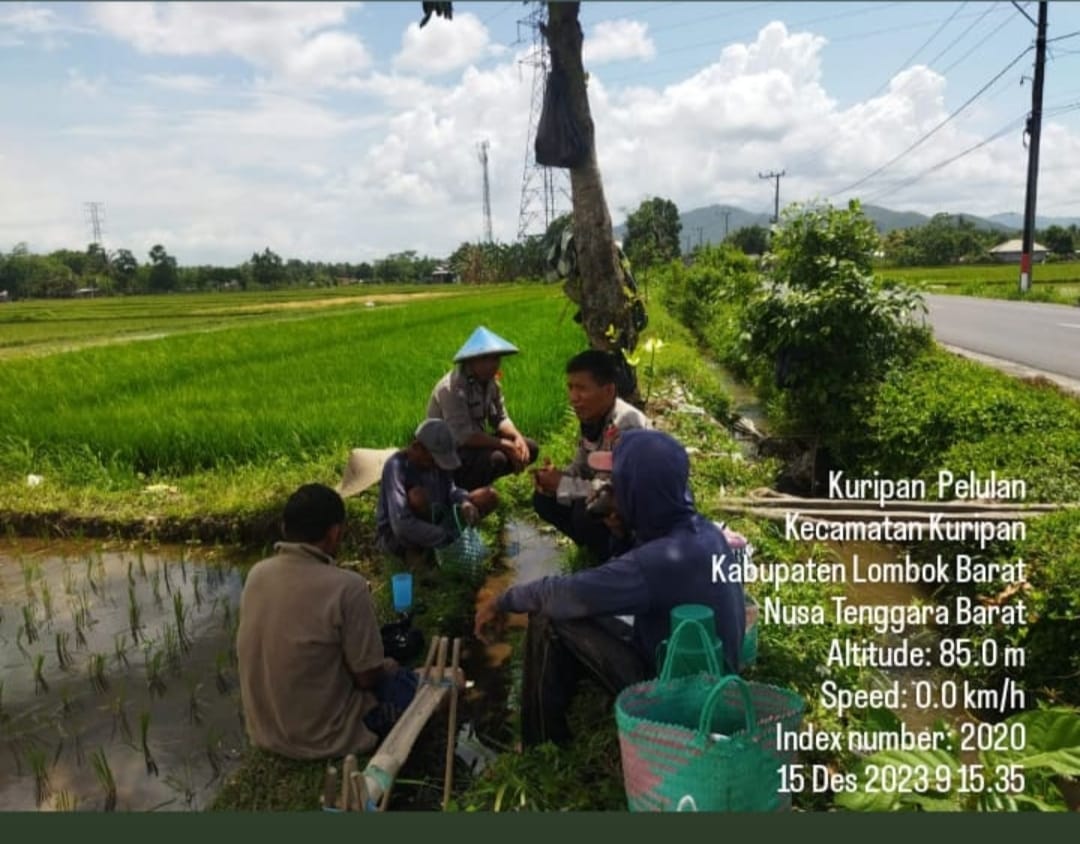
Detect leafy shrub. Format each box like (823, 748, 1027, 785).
(738, 200, 930, 443)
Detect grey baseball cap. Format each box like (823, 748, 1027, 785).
(415, 419, 462, 471)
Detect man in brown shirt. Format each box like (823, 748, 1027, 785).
(427, 325, 539, 490)
(237, 484, 416, 759)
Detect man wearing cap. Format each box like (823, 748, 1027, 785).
(532, 349, 650, 562)
(427, 325, 539, 491)
(474, 429, 745, 747)
(375, 419, 497, 563)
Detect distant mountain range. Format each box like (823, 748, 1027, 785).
(615, 203, 1080, 248)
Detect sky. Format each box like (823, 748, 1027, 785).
(2, 1, 1080, 266)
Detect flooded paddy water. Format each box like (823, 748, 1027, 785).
(0, 539, 245, 811)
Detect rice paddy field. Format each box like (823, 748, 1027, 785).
(879, 261, 1080, 303)
(0, 284, 584, 526)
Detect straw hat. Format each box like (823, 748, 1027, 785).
(336, 447, 399, 499)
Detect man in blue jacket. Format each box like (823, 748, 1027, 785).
(474, 428, 745, 746)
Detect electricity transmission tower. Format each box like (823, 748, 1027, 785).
(515, 3, 567, 241)
(84, 201, 106, 250)
(478, 139, 493, 243)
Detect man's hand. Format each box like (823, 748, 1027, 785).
(474, 592, 507, 645)
(460, 500, 480, 527)
(603, 509, 627, 539)
(532, 462, 562, 496)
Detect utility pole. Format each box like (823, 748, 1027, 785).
(720, 208, 731, 239)
(697, 226, 704, 249)
(1019, 1, 1048, 294)
(759, 170, 785, 223)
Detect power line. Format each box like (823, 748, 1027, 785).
(862, 116, 1027, 204)
(829, 46, 1034, 198)
(926, 2, 1000, 68)
(940, 4, 1028, 75)
(868, 1, 969, 99)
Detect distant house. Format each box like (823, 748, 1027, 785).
(989, 239, 1047, 263)
(430, 265, 457, 284)
(73, 287, 98, 298)
(0, 290, 9, 303)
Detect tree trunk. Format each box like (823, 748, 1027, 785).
(544, 2, 638, 357)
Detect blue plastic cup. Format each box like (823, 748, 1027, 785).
(392, 573, 413, 612)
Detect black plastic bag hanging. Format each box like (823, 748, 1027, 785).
(534, 65, 588, 169)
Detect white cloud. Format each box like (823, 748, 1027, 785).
(66, 68, 106, 97)
(0, 5, 65, 34)
(584, 19, 656, 65)
(143, 73, 221, 93)
(393, 11, 494, 76)
(90, 2, 369, 88)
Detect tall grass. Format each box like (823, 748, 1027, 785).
(0, 286, 580, 484)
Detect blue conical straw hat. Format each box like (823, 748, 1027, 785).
(453, 326, 520, 362)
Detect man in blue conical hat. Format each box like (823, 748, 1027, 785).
(427, 326, 539, 490)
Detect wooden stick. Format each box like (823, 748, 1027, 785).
(419, 636, 439, 684)
(340, 754, 357, 811)
(322, 765, 338, 810)
(350, 770, 369, 813)
(433, 636, 448, 686)
(442, 637, 462, 811)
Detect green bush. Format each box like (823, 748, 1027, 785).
(738, 200, 930, 443)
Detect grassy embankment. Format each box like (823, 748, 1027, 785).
(879, 261, 1080, 304)
(2, 283, 873, 810)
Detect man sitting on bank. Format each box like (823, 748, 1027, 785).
(375, 419, 497, 565)
(427, 325, 539, 491)
(532, 349, 650, 562)
(237, 484, 418, 759)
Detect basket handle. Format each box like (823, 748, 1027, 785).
(450, 503, 467, 533)
(659, 618, 722, 681)
(695, 675, 757, 742)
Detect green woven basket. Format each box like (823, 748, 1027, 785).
(615, 673, 805, 812)
(433, 505, 491, 579)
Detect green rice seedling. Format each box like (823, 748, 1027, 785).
(85, 556, 98, 595)
(163, 561, 173, 595)
(113, 632, 129, 669)
(21, 604, 38, 643)
(52, 736, 64, 768)
(73, 612, 87, 650)
(150, 568, 163, 608)
(127, 560, 135, 589)
(140, 710, 159, 777)
(145, 649, 167, 698)
(27, 747, 50, 806)
(205, 728, 222, 782)
(128, 584, 142, 643)
(173, 592, 191, 653)
(214, 652, 231, 695)
(88, 652, 108, 694)
(40, 579, 53, 622)
(21, 559, 38, 603)
(15, 628, 31, 661)
(75, 588, 94, 626)
(53, 790, 79, 811)
(179, 547, 188, 584)
(162, 626, 181, 675)
(33, 653, 48, 694)
(59, 688, 73, 717)
(187, 678, 204, 726)
(74, 732, 85, 768)
(164, 761, 196, 807)
(109, 694, 132, 744)
(55, 631, 72, 670)
(62, 565, 77, 597)
(220, 599, 232, 633)
(137, 548, 147, 580)
(90, 747, 117, 811)
(192, 571, 202, 610)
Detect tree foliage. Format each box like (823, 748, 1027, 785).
(623, 197, 681, 268)
(728, 224, 770, 256)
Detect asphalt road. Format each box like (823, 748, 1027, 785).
(924, 294, 1080, 382)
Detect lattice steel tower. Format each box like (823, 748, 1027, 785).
(84, 201, 106, 250)
(477, 139, 493, 243)
(515, 3, 566, 241)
